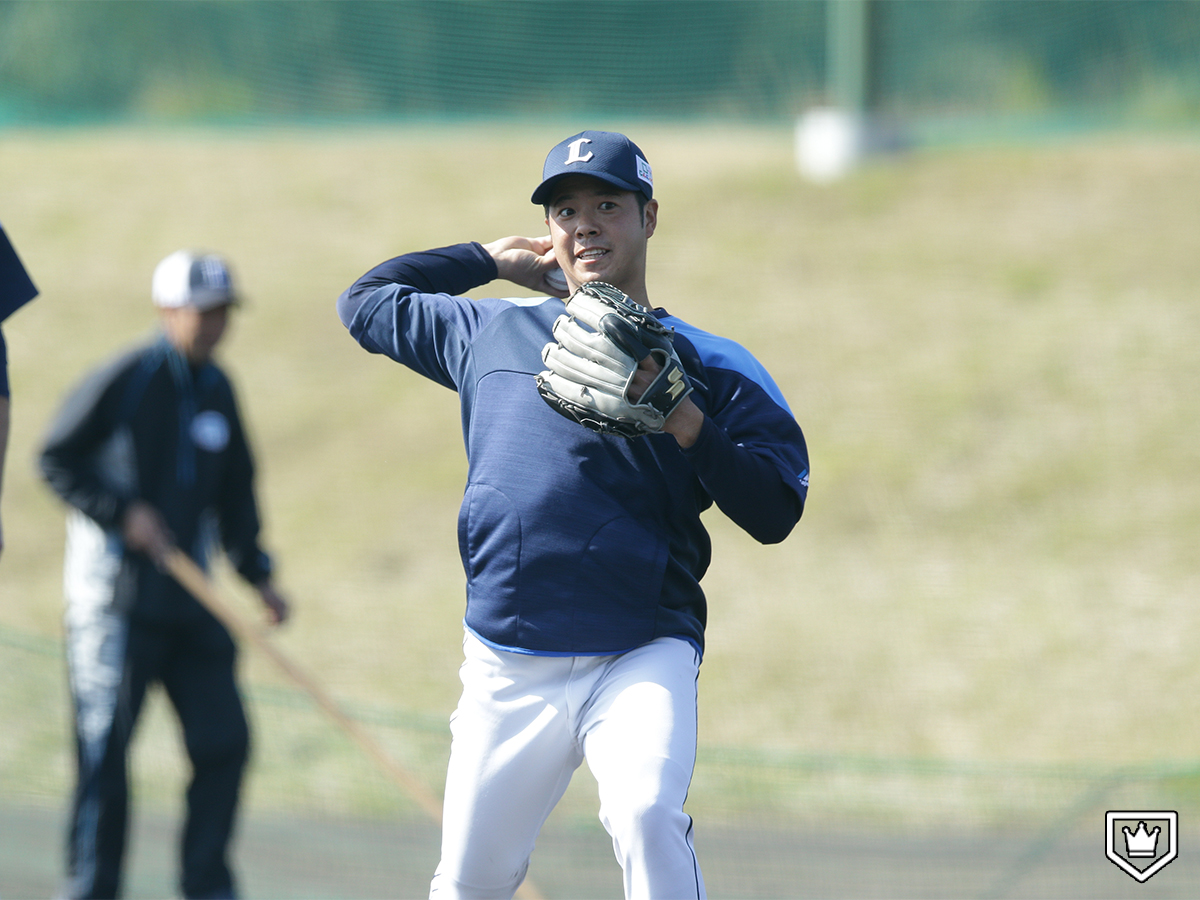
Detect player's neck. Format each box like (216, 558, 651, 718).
(620, 280, 651, 309)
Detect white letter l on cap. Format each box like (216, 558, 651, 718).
(565, 138, 594, 164)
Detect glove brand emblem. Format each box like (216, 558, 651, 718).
(565, 138, 594, 165)
(666, 367, 687, 400)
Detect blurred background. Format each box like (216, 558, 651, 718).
(2, 0, 1198, 132)
(2, 2, 1199, 897)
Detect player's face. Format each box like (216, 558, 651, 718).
(160, 303, 230, 364)
(546, 176, 657, 299)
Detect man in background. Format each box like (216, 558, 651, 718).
(40, 250, 289, 899)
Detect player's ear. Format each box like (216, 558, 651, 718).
(643, 199, 658, 239)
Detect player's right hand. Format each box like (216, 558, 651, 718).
(482, 235, 568, 297)
(256, 581, 290, 627)
(121, 500, 174, 567)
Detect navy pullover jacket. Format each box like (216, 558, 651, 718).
(39, 339, 272, 621)
(338, 242, 808, 657)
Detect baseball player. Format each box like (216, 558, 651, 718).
(0, 221, 39, 561)
(39, 250, 289, 900)
(337, 130, 809, 899)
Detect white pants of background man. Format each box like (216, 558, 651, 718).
(429, 631, 706, 900)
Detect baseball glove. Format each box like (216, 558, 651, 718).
(536, 281, 694, 438)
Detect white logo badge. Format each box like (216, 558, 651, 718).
(190, 410, 230, 453)
(1106, 811, 1178, 883)
(565, 138, 594, 165)
(636, 155, 653, 189)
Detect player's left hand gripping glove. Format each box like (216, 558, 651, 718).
(536, 282, 694, 438)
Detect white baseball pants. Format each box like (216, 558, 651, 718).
(429, 631, 706, 900)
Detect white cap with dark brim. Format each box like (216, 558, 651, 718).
(152, 250, 239, 311)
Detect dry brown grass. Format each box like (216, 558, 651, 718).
(3, 126, 1198, 796)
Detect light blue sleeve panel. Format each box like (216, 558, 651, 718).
(660, 315, 795, 416)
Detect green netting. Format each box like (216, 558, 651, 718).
(1, 0, 1198, 128)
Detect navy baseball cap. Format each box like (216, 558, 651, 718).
(531, 131, 654, 205)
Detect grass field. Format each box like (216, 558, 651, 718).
(2, 124, 1199, 848)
